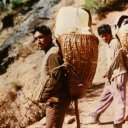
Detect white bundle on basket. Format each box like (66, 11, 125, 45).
(54, 6, 91, 37)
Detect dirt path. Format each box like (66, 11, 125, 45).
(63, 83, 128, 128)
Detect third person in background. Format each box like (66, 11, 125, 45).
(86, 24, 128, 128)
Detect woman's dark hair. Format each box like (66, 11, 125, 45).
(97, 24, 112, 35)
(33, 25, 52, 36)
(116, 15, 128, 28)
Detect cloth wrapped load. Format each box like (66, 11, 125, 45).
(54, 6, 91, 37)
(54, 6, 99, 98)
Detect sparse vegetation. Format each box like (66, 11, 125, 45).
(84, 0, 128, 19)
(0, 0, 38, 13)
(0, 86, 45, 128)
(11, 0, 30, 9)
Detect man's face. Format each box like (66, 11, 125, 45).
(99, 33, 111, 44)
(34, 31, 51, 50)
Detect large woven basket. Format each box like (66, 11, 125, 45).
(58, 33, 99, 98)
(116, 23, 128, 52)
(117, 32, 128, 72)
(117, 33, 128, 49)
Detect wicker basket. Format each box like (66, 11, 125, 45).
(58, 33, 99, 98)
(117, 33, 128, 49)
(116, 22, 128, 53)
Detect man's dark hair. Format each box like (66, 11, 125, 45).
(116, 15, 128, 28)
(33, 25, 52, 36)
(98, 24, 112, 35)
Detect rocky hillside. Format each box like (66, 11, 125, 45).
(0, 0, 128, 128)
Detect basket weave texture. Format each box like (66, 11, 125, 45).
(58, 33, 99, 98)
(118, 33, 128, 49)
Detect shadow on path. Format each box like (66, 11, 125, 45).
(86, 82, 105, 98)
(99, 121, 113, 125)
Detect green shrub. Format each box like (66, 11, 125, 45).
(84, 0, 128, 18)
(0, 3, 11, 13)
(83, 0, 106, 11)
(11, 0, 29, 9)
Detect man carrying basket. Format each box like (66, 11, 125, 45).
(86, 24, 128, 128)
(33, 25, 71, 128)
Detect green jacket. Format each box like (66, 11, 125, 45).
(41, 46, 70, 103)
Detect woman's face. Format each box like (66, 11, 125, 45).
(34, 31, 52, 50)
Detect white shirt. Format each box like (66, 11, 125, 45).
(105, 38, 126, 79)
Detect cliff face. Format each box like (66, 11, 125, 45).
(0, 0, 86, 98)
